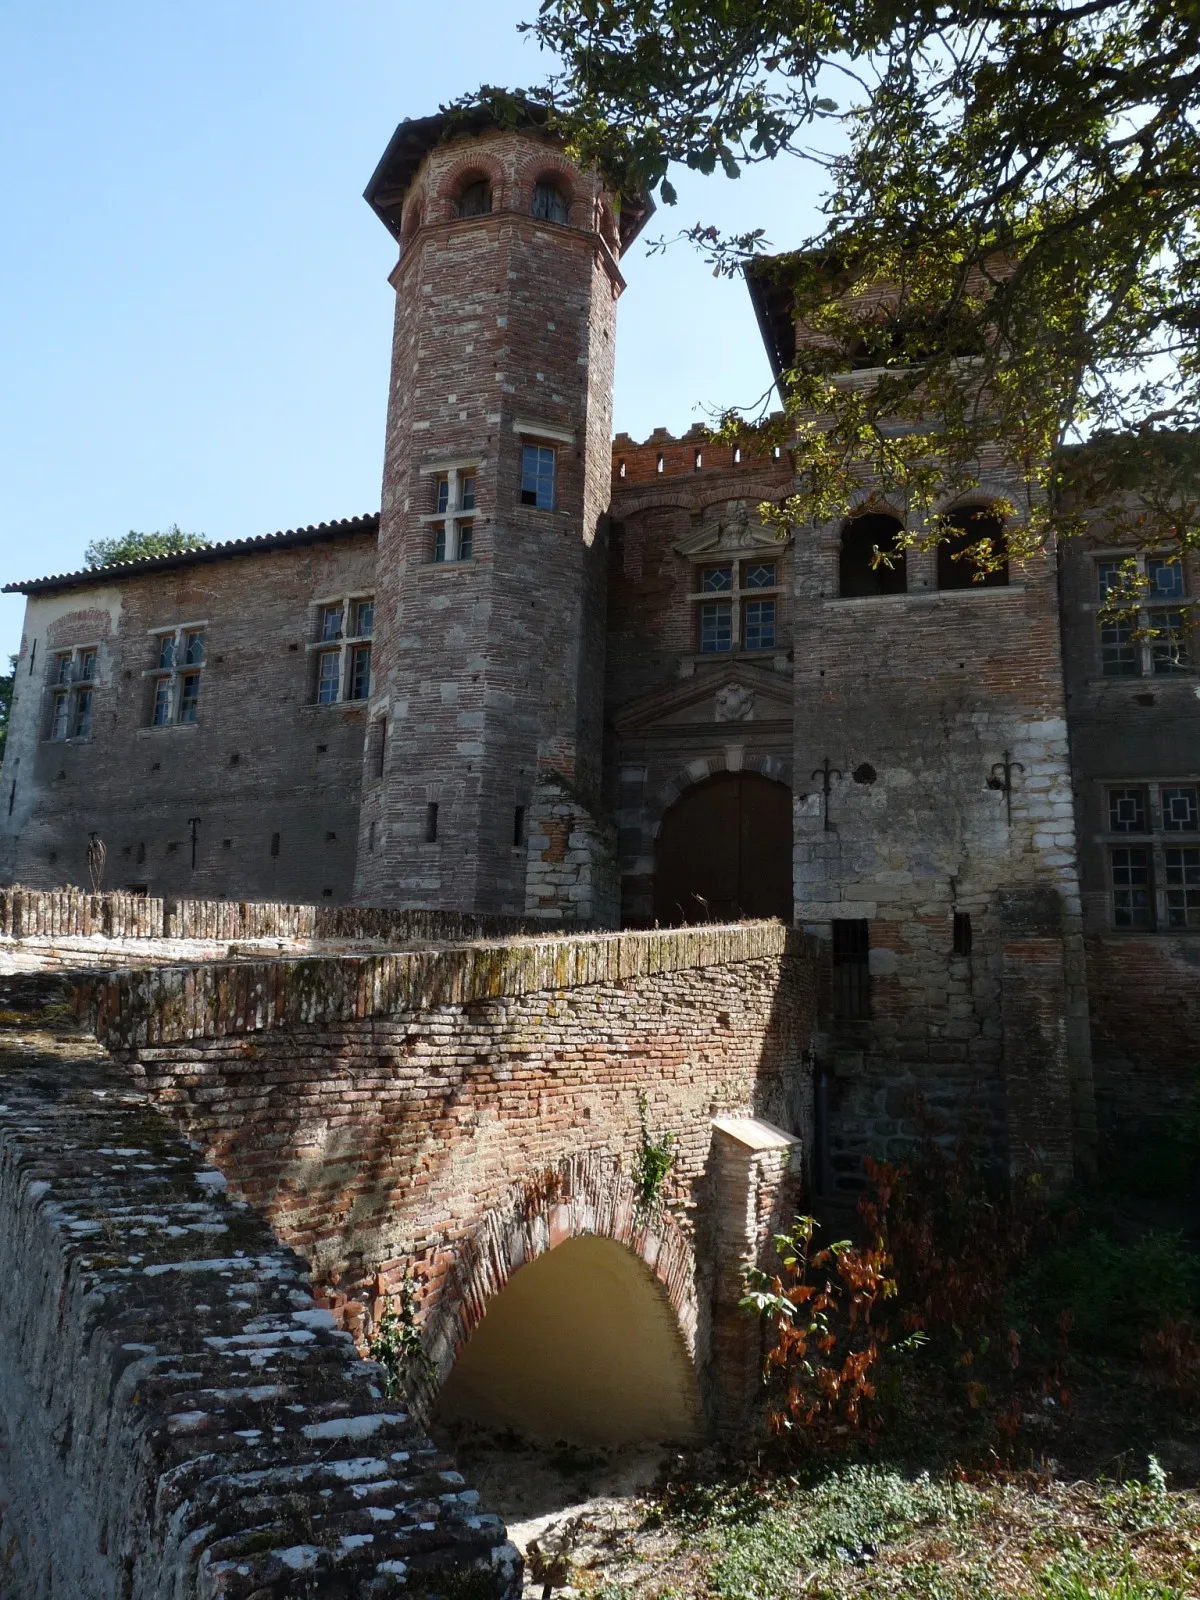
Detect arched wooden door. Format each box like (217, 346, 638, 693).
(654, 772, 793, 925)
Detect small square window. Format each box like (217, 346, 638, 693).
(77, 649, 97, 682)
(1111, 846, 1153, 928)
(1100, 616, 1138, 676)
(184, 629, 205, 666)
(520, 444, 556, 509)
(320, 604, 343, 642)
(1108, 787, 1148, 833)
(743, 597, 776, 650)
(461, 474, 476, 511)
(316, 650, 340, 705)
(347, 643, 371, 702)
(699, 601, 732, 653)
(1147, 557, 1184, 599)
(353, 599, 374, 638)
(1150, 610, 1191, 674)
(151, 677, 172, 726)
(1165, 846, 1200, 928)
(179, 672, 200, 724)
(1162, 786, 1199, 832)
(458, 521, 474, 561)
(72, 688, 93, 738)
(743, 562, 777, 589)
(157, 634, 176, 669)
(50, 691, 69, 741)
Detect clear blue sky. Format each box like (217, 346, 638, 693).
(0, 1, 824, 662)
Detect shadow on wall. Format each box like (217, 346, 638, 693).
(433, 1235, 704, 1445)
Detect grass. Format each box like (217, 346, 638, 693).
(566, 1461, 1200, 1600)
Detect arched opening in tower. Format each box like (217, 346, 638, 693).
(433, 1235, 704, 1445)
(653, 771, 793, 926)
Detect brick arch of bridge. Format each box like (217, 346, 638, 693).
(411, 1151, 700, 1414)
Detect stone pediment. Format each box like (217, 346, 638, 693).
(673, 499, 793, 559)
(612, 661, 794, 735)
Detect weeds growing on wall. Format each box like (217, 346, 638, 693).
(633, 1091, 677, 1216)
(367, 1272, 430, 1399)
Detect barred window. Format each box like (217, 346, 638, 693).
(1149, 609, 1191, 674)
(1165, 847, 1200, 928)
(1100, 615, 1138, 676)
(1147, 557, 1184, 598)
(1108, 787, 1148, 833)
(1094, 552, 1194, 676)
(1162, 786, 1199, 832)
(1110, 847, 1153, 928)
(743, 597, 776, 650)
(699, 601, 732, 654)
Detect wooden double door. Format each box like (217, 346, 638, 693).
(653, 772, 793, 926)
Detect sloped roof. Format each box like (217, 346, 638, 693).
(3, 514, 380, 597)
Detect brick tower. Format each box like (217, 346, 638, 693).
(355, 104, 649, 918)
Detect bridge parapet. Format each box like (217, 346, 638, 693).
(84, 922, 820, 1441)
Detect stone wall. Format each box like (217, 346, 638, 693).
(87, 923, 818, 1429)
(0, 981, 517, 1599)
(0, 520, 378, 903)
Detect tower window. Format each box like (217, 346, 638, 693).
(520, 444, 557, 509)
(531, 181, 568, 224)
(952, 911, 973, 956)
(347, 643, 372, 702)
(270, 831, 281, 857)
(370, 717, 387, 778)
(513, 804, 526, 847)
(316, 650, 341, 704)
(457, 179, 493, 218)
(424, 802, 439, 843)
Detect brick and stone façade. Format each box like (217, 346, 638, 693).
(2, 97, 1197, 1184)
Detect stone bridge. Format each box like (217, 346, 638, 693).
(0, 901, 818, 1597)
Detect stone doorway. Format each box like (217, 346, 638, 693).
(654, 771, 793, 925)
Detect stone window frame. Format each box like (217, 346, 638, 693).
(418, 457, 479, 564)
(688, 557, 783, 655)
(307, 593, 374, 706)
(43, 642, 100, 743)
(512, 418, 575, 515)
(1091, 549, 1196, 678)
(143, 622, 207, 730)
(1100, 777, 1200, 931)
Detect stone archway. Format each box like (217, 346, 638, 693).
(654, 771, 793, 926)
(417, 1153, 704, 1443)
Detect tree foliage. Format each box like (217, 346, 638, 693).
(83, 524, 209, 569)
(526, 0, 1200, 556)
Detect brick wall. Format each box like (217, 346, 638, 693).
(1085, 935, 1200, 1133)
(90, 924, 819, 1421)
(356, 124, 625, 919)
(605, 442, 795, 923)
(1, 523, 378, 903)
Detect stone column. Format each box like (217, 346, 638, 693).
(708, 1116, 803, 1439)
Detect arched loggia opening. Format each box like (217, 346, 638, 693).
(434, 1235, 704, 1444)
(840, 512, 907, 597)
(654, 771, 793, 926)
